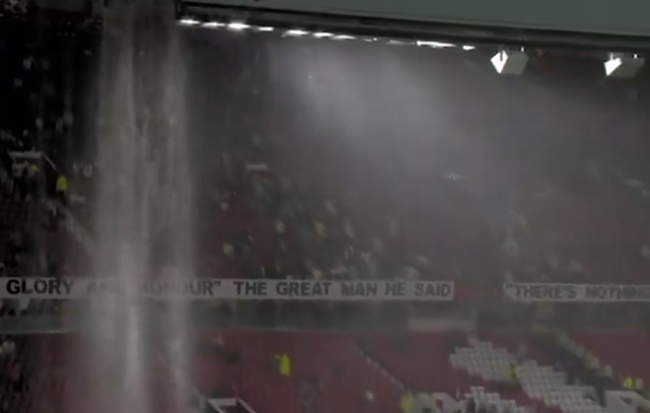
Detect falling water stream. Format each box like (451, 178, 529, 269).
(84, 1, 193, 411)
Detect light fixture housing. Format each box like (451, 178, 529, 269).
(491, 49, 529, 75)
(604, 53, 645, 78)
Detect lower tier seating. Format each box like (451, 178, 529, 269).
(0, 330, 645, 413)
(570, 331, 650, 385)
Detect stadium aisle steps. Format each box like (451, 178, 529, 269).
(566, 331, 650, 389)
(357, 344, 407, 387)
(356, 343, 408, 391)
(360, 332, 470, 394)
(532, 333, 608, 391)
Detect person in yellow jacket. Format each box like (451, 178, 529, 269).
(505, 363, 519, 393)
(314, 221, 327, 238)
(623, 376, 634, 390)
(27, 163, 40, 196)
(28, 163, 39, 178)
(277, 353, 291, 377)
(508, 363, 518, 384)
(56, 173, 68, 205)
(400, 392, 413, 413)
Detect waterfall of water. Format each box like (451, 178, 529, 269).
(84, 1, 194, 411)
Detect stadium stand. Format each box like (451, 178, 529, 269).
(5, 330, 644, 413)
(4, 4, 650, 413)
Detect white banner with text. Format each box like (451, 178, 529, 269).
(503, 282, 650, 303)
(0, 278, 454, 301)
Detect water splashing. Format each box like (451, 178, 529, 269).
(83, 2, 194, 412)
